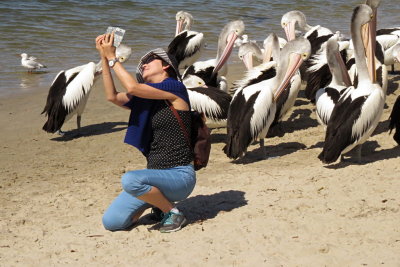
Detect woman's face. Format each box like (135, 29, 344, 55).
(141, 55, 165, 82)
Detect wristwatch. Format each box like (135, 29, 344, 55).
(108, 57, 119, 68)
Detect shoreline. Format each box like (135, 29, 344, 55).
(1, 61, 399, 266)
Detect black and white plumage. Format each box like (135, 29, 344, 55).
(182, 20, 245, 91)
(281, 10, 342, 102)
(376, 27, 400, 70)
(41, 44, 132, 135)
(318, 4, 385, 164)
(181, 73, 231, 127)
(389, 95, 400, 145)
(187, 86, 232, 128)
(346, 0, 388, 94)
(224, 37, 311, 159)
(20, 53, 46, 72)
(315, 36, 352, 126)
(168, 11, 205, 72)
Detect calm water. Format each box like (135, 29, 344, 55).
(0, 0, 398, 98)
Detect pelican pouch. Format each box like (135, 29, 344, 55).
(166, 101, 211, 171)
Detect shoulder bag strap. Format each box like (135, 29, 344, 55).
(165, 100, 192, 149)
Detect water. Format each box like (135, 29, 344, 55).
(0, 0, 398, 98)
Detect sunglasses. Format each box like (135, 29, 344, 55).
(142, 54, 162, 65)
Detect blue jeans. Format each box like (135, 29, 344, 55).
(102, 164, 196, 231)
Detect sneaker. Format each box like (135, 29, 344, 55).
(159, 211, 187, 233)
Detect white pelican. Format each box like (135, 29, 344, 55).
(224, 37, 311, 159)
(315, 36, 352, 127)
(346, 0, 387, 95)
(41, 44, 132, 135)
(182, 20, 245, 91)
(168, 11, 205, 73)
(318, 4, 385, 164)
(236, 33, 284, 71)
(281, 10, 348, 102)
(20, 53, 46, 72)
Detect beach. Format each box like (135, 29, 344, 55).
(0, 61, 399, 266)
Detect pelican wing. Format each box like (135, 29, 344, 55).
(188, 87, 231, 120)
(389, 95, 400, 145)
(41, 62, 96, 133)
(62, 62, 96, 112)
(168, 30, 204, 68)
(224, 81, 275, 159)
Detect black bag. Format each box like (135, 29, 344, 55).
(166, 101, 211, 170)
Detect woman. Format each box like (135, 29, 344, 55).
(95, 33, 196, 233)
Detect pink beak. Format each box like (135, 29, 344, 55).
(284, 21, 296, 41)
(242, 52, 254, 70)
(273, 53, 304, 102)
(212, 32, 239, 75)
(175, 19, 184, 36)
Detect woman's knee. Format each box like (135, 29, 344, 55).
(102, 210, 131, 231)
(121, 171, 150, 196)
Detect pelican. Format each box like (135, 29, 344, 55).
(389, 95, 400, 145)
(182, 20, 245, 91)
(376, 27, 400, 71)
(315, 36, 352, 127)
(224, 37, 311, 159)
(167, 11, 205, 73)
(318, 4, 385, 164)
(281, 10, 349, 102)
(41, 44, 132, 135)
(388, 44, 400, 144)
(20, 53, 46, 72)
(236, 33, 284, 71)
(346, 0, 387, 94)
(237, 37, 264, 70)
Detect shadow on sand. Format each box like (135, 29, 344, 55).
(50, 121, 127, 141)
(142, 190, 247, 230)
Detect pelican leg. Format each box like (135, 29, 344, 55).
(259, 138, 268, 159)
(77, 115, 81, 133)
(356, 144, 362, 164)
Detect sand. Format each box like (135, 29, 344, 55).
(1, 62, 399, 266)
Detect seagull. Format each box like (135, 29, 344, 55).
(20, 53, 46, 72)
(41, 44, 132, 136)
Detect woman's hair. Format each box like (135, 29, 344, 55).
(160, 60, 178, 80)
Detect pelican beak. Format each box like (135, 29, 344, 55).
(362, 18, 376, 83)
(284, 21, 296, 41)
(273, 53, 304, 102)
(263, 45, 273, 64)
(335, 50, 352, 87)
(175, 19, 184, 36)
(242, 51, 254, 70)
(212, 31, 238, 75)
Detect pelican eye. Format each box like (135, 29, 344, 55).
(302, 53, 308, 59)
(282, 22, 287, 27)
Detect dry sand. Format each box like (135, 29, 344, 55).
(1, 62, 399, 266)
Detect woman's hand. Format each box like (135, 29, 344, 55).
(102, 32, 117, 60)
(95, 34, 106, 58)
